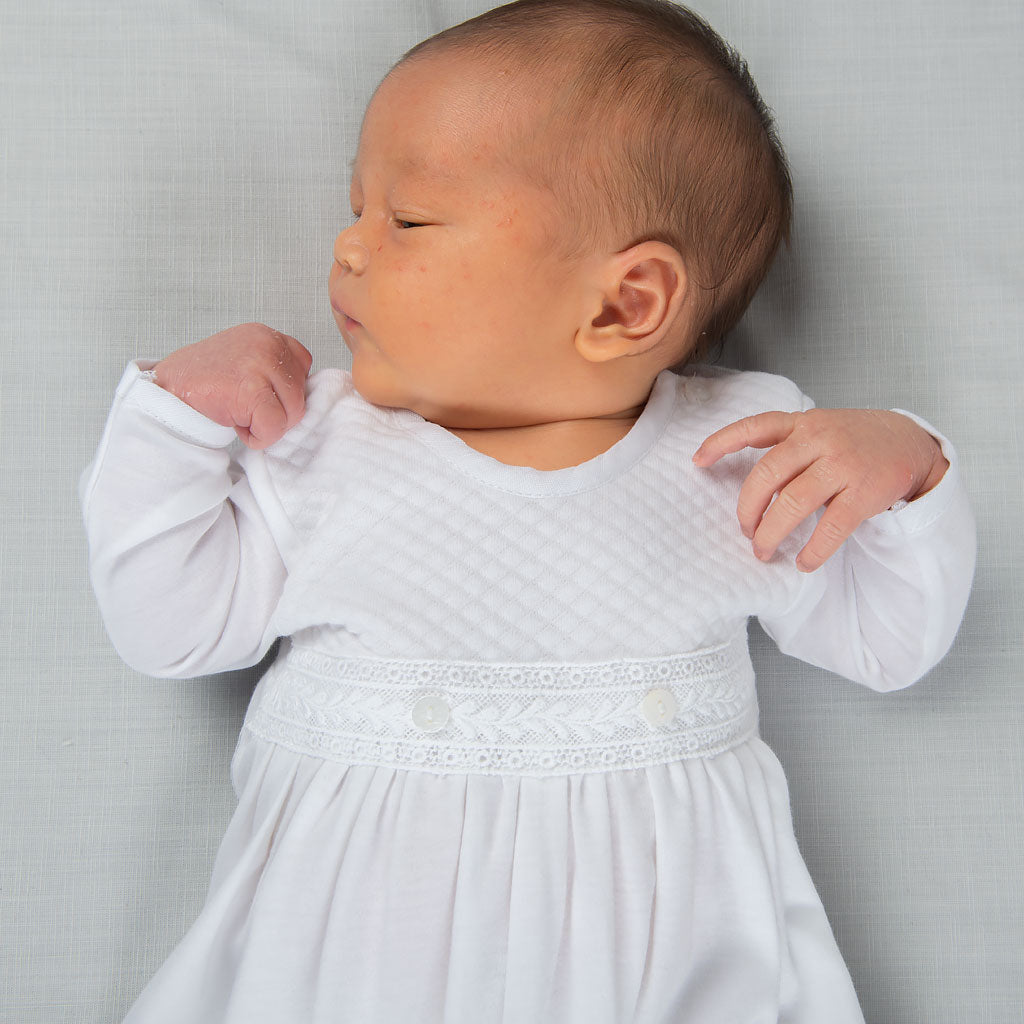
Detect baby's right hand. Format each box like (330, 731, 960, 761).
(153, 323, 313, 449)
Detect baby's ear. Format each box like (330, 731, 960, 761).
(576, 241, 688, 362)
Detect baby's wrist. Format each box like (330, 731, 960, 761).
(905, 443, 949, 502)
(150, 359, 191, 404)
(150, 360, 171, 386)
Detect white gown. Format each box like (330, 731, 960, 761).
(80, 362, 976, 1023)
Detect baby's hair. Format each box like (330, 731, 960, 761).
(397, 0, 793, 364)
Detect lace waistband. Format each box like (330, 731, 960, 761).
(243, 634, 759, 777)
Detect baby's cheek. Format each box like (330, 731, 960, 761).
(404, 282, 450, 336)
(443, 249, 476, 286)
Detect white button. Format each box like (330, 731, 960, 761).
(412, 696, 450, 733)
(641, 688, 678, 728)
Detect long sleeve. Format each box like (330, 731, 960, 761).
(757, 408, 976, 692)
(80, 361, 290, 678)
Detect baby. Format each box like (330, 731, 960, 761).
(81, 1, 975, 1022)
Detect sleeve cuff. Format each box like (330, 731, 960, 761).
(120, 360, 239, 448)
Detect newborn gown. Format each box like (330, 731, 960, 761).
(81, 361, 975, 1024)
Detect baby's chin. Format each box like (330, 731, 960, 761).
(346, 358, 423, 416)
(347, 359, 394, 409)
(345, 356, 500, 427)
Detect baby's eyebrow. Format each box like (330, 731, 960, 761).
(347, 152, 463, 187)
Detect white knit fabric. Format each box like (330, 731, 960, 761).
(80, 361, 975, 1024)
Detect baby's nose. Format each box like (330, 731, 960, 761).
(333, 231, 370, 275)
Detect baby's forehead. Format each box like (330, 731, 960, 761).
(356, 55, 548, 176)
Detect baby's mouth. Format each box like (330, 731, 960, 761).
(330, 296, 362, 331)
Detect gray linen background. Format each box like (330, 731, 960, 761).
(2, 1, 1020, 1021)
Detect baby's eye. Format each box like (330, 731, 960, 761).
(393, 217, 424, 230)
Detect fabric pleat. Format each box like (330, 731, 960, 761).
(123, 731, 865, 1023)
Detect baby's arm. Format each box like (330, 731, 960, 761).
(694, 404, 975, 690)
(80, 324, 312, 678)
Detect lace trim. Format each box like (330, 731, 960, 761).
(244, 634, 759, 777)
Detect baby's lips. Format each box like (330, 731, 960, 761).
(329, 293, 362, 328)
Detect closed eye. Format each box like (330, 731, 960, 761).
(344, 210, 427, 229)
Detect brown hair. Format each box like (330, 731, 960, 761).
(398, 0, 793, 364)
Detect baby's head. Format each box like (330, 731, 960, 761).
(400, 0, 792, 359)
(330, 0, 791, 428)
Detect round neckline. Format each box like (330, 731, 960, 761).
(383, 369, 679, 496)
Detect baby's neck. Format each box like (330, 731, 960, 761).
(444, 411, 641, 470)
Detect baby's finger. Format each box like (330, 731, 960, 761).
(281, 334, 314, 377)
(749, 459, 843, 561)
(268, 365, 307, 432)
(792, 490, 871, 572)
(241, 380, 289, 450)
(735, 444, 817, 539)
(265, 339, 311, 431)
(693, 411, 797, 466)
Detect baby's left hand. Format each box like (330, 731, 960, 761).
(692, 409, 949, 572)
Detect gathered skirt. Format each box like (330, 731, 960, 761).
(121, 726, 866, 1023)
